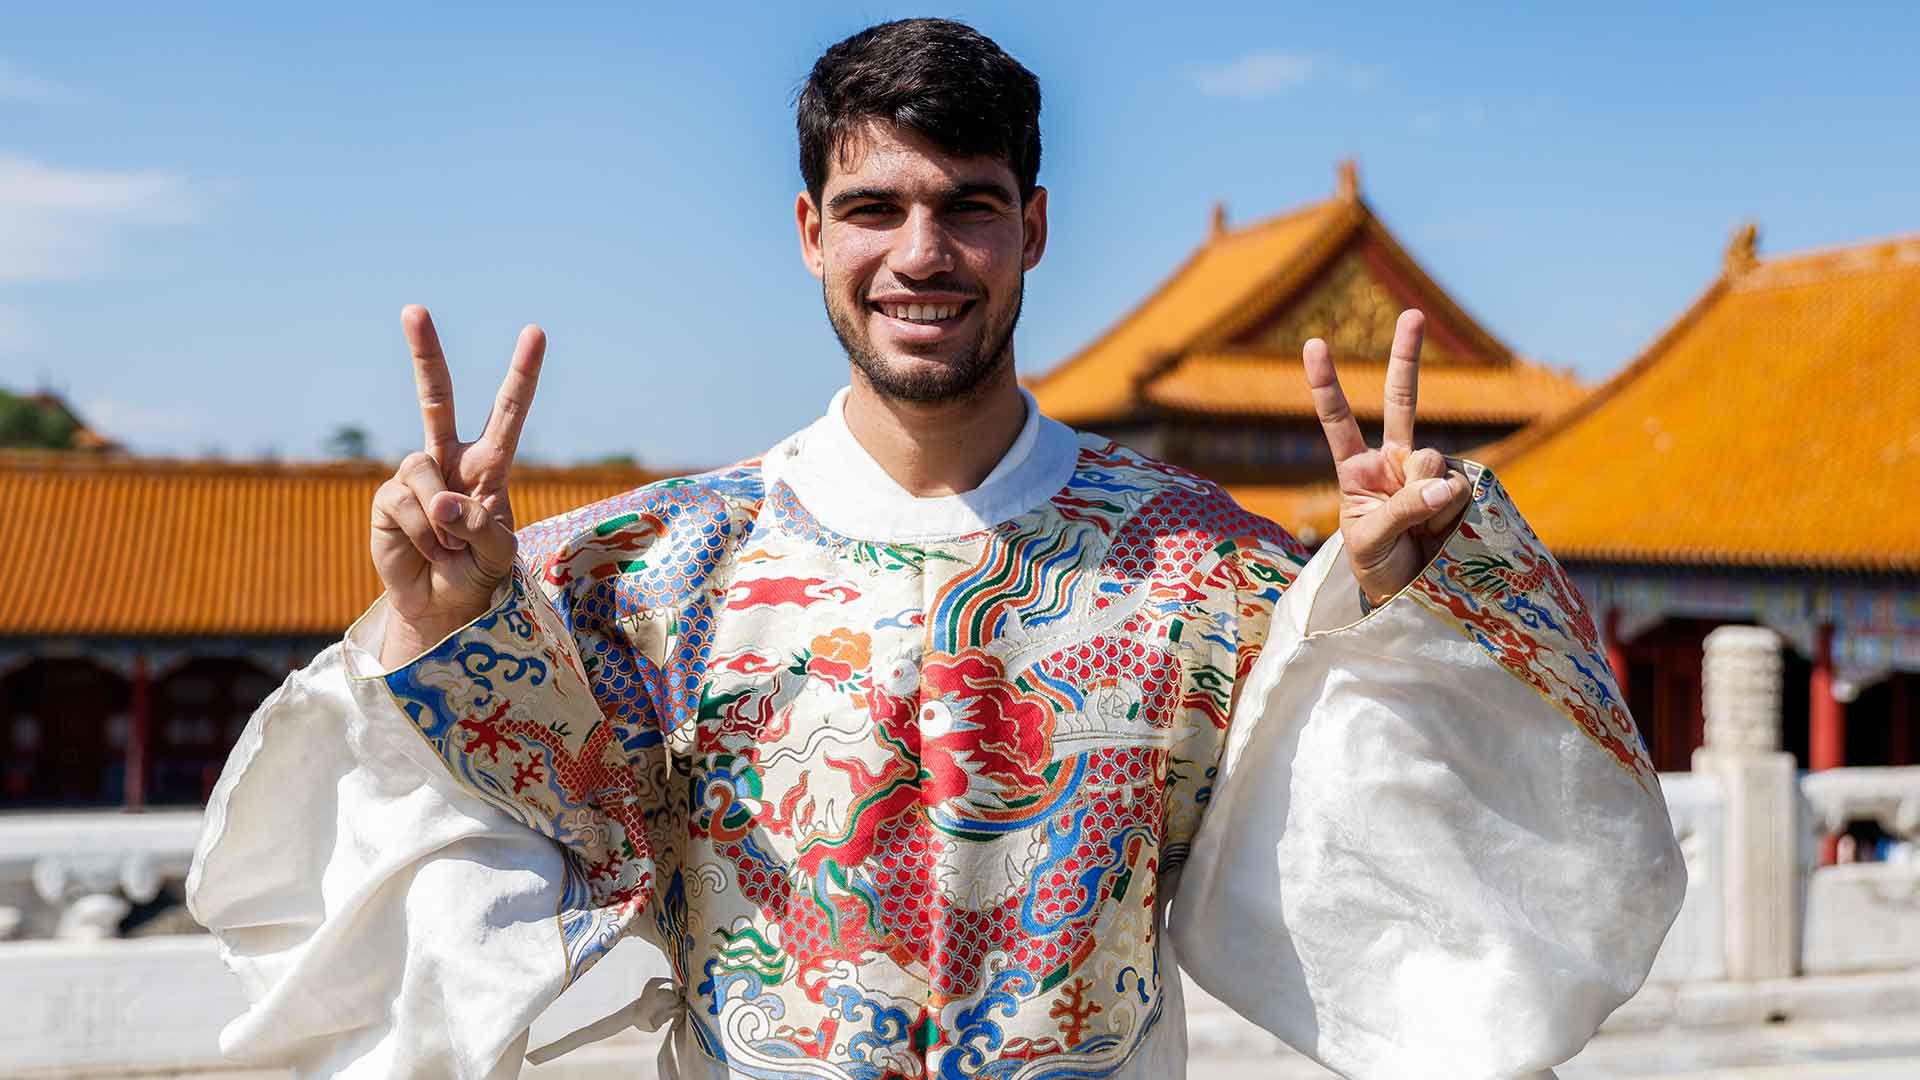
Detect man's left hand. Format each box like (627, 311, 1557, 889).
(1303, 308, 1472, 608)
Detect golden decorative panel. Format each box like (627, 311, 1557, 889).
(1239, 247, 1476, 367)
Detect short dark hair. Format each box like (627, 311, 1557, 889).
(796, 18, 1043, 204)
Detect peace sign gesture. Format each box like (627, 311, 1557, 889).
(370, 305, 545, 666)
(1304, 309, 1471, 607)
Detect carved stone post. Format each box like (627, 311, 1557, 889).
(1693, 625, 1799, 979)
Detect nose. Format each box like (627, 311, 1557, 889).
(888, 205, 955, 280)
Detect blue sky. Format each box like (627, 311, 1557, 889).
(3, 2, 1916, 467)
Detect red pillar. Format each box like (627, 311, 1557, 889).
(126, 653, 150, 812)
(1809, 624, 1844, 771)
(1809, 623, 1844, 865)
(1892, 674, 1914, 767)
(1605, 608, 1630, 700)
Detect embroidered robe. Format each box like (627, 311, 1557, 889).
(188, 392, 1684, 1080)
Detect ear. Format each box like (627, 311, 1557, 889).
(1021, 186, 1049, 272)
(796, 191, 825, 279)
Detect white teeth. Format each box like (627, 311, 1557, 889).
(880, 302, 962, 323)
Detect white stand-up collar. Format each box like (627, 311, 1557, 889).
(765, 386, 1080, 543)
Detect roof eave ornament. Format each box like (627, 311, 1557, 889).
(1336, 158, 1361, 202)
(1209, 201, 1228, 241)
(1724, 222, 1760, 278)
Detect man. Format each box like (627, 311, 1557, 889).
(189, 18, 1683, 1080)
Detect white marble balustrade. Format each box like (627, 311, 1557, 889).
(1800, 765, 1920, 974)
(0, 809, 202, 941)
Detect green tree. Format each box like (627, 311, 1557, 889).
(323, 425, 372, 460)
(0, 391, 80, 450)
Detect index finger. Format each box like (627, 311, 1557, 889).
(1382, 308, 1424, 452)
(402, 305, 459, 460)
(1303, 337, 1367, 464)
(479, 323, 546, 464)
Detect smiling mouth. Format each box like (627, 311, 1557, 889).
(870, 300, 975, 325)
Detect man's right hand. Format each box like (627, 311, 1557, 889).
(370, 305, 546, 668)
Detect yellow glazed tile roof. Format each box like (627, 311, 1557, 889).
(1144, 350, 1588, 424)
(1487, 230, 1920, 572)
(1029, 198, 1353, 425)
(1029, 163, 1541, 430)
(0, 455, 663, 636)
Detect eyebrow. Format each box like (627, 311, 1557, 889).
(826, 180, 1018, 214)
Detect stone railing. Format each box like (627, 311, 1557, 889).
(1801, 766, 1920, 846)
(0, 810, 203, 942)
(1799, 765, 1920, 974)
(1650, 625, 1920, 984)
(3, 624, 1917, 1074)
(1645, 770, 1725, 983)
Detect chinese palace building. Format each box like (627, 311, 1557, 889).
(0, 454, 657, 808)
(1032, 164, 1918, 777)
(1028, 161, 1589, 540)
(1487, 226, 1920, 774)
(3, 174, 1916, 813)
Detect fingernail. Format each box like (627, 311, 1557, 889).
(1421, 478, 1452, 509)
(443, 533, 467, 550)
(432, 498, 461, 523)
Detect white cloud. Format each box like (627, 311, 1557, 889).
(0, 152, 199, 282)
(1193, 50, 1317, 97)
(1191, 50, 1387, 98)
(0, 61, 76, 104)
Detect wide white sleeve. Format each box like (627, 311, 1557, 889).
(187, 569, 657, 1078)
(1168, 463, 1686, 1080)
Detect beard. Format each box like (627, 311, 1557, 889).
(825, 275, 1024, 404)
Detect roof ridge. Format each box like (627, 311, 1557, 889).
(1737, 230, 1920, 291)
(1754, 228, 1920, 271)
(1026, 198, 1345, 395)
(1485, 225, 1920, 469)
(1478, 273, 1733, 468)
(1183, 198, 1365, 349)
(1482, 222, 1920, 574)
(1181, 199, 1518, 366)
(1351, 212, 1518, 367)
(1215, 196, 1343, 243)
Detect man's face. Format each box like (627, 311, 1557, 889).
(798, 119, 1048, 404)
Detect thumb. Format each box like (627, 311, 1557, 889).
(430, 491, 517, 580)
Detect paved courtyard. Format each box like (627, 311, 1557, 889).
(517, 1016, 1920, 1078)
(19, 1014, 1919, 1079)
